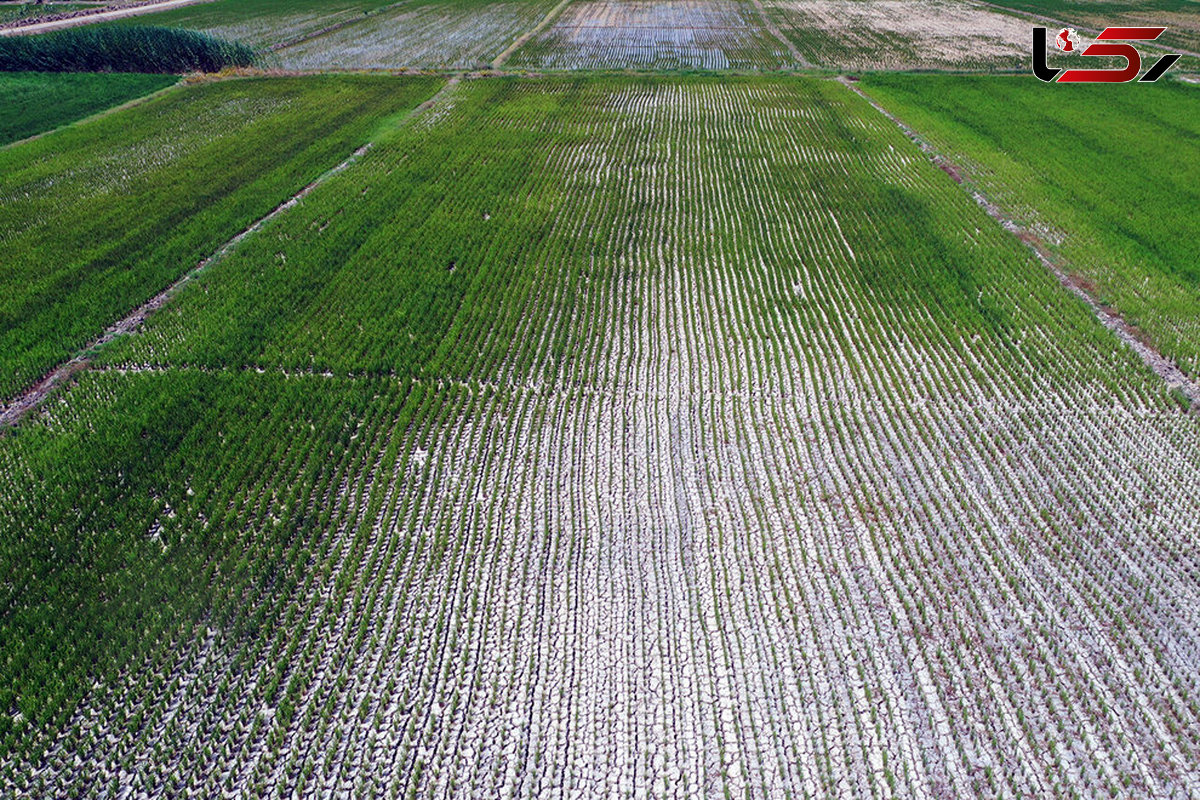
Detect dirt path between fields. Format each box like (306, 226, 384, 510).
(839, 76, 1200, 410)
(491, 0, 573, 69)
(0, 75, 463, 429)
(748, 0, 811, 67)
(0, 0, 214, 35)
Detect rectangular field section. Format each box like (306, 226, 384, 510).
(861, 74, 1200, 380)
(274, 0, 562, 70)
(508, 0, 800, 70)
(0, 72, 174, 146)
(98, 0, 404, 48)
(0, 75, 442, 408)
(7, 75, 1200, 799)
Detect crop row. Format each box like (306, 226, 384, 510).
(4, 75, 1197, 797)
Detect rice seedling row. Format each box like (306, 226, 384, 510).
(5, 75, 1199, 798)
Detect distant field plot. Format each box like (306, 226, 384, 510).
(985, 0, 1200, 58)
(8, 75, 1200, 798)
(0, 72, 174, 145)
(861, 74, 1200, 379)
(764, 0, 1029, 71)
(275, 0, 560, 70)
(507, 0, 797, 70)
(0, 75, 442, 406)
(100, 0, 402, 48)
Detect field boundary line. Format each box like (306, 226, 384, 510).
(491, 0, 573, 69)
(839, 76, 1200, 409)
(0, 75, 462, 429)
(748, 0, 811, 68)
(0, 0, 216, 37)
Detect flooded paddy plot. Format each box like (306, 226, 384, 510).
(508, 0, 799, 70)
(274, 0, 560, 70)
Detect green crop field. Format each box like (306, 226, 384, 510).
(0, 75, 441, 406)
(860, 75, 1200, 378)
(2, 1, 1200, 798)
(4, 73, 1200, 798)
(0, 72, 174, 146)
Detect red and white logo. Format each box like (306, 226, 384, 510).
(1034, 26, 1181, 82)
(1055, 28, 1078, 52)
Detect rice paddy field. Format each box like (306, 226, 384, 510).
(762, 0, 1031, 71)
(506, 0, 798, 71)
(1, 2, 1199, 799)
(0, 71, 174, 145)
(96, 0, 406, 49)
(274, 0, 562, 71)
